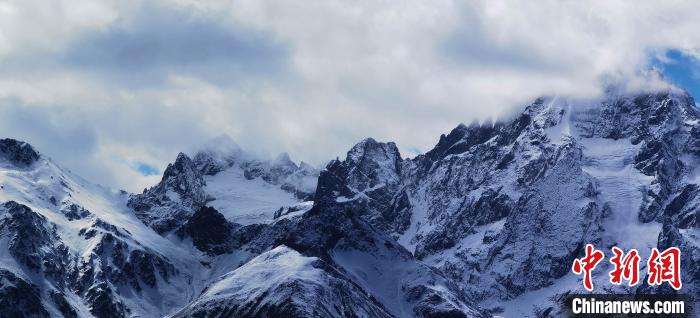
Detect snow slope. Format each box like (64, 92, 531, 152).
(204, 165, 299, 225)
(3, 87, 700, 318)
(0, 143, 203, 317)
(174, 246, 393, 318)
(311, 89, 700, 316)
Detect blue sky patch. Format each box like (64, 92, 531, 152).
(135, 163, 159, 176)
(651, 49, 700, 100)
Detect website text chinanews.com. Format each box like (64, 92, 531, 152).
(570, 296, 685, 315)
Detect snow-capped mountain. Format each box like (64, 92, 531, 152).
(313, 88, 700, 316)
(0, 136, 478, 317)
(128, 143, 318, 234)
(0, 139, 198, 317)
(1, 86, 699, 317)
(0, 139, 323, 317)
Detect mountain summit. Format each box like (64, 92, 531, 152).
(0, 138, 40, 167)
(0, 88, 698, 317)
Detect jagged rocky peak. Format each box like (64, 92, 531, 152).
(270, 152, 298, 175)
(139, 152, 207, 206)
(304, 87, 700, 314)
(191, 137, 319, 198)
(339, 137, 403, 189)
(314, 137, 411, 234)
(241, 152, 294, 181)
(299, 160, 315, 172)
(317, 138, 403, 203)
(5, 85, 700, 318)
(425, 120, 502, 161)
(192, 136, 244, 175)
(128, 152, 207, 234)
(191, 135, 298, 180)
(567, 89, 698, 142)
(161, 152, 207, 199)
(0, 138, 40, 167)
(130, 138, 320, 232)
(274, 151, 296, 167)
(347, 137, 402, 167)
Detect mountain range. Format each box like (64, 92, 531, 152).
(1, 86, 698, 317)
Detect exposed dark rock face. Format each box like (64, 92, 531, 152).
(241, 153, 319, 200)
(663, 184, 700, 228)
(479, 141, 603, 297)
(426, 121, 500, 161)
(0, 269, 49, 318)
(177, 206, 235, 255)
(50, 290, 78, 318)
(0, 200, 181, 318)
(0, 138, 40, 166)
(309, 89, 700, 311)
(574, 92, 696, 223)
(0, 201, 70, 276)
(175, 205, 287, 256)
(192, 149, 240, 176)
(132, 149, 319, 236)
(413, 187, 513, 259)
(314, 138, 410, 234)
(639, 182, 700, 298)
(175, 202, 489, 317)
(4, 88, 700, 317)
(79, 232, 176, 291)
(85, 283, 127, 318)
(311, 101, 565, 302)
(128, 153, 208, 234)
(59, 202, 92, 221)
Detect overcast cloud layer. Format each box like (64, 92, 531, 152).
(0, 0, 699, 191)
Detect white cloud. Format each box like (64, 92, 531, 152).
(0, 0, 699, 191)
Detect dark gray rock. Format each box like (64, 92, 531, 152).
(0, 138, 40, 167)
(0, 269, 49, 318)
(177, 206, 235, 255)
(128, 152, 207, 234)
(85, 283, 127, 318)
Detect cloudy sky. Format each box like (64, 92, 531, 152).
(1, 0, 699, 192)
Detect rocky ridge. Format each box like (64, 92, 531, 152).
(1, 87, 699, 317)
